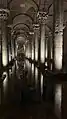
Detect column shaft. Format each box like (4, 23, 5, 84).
(40, 23, 45, 63)
(35, 31, 38, 61)
(11, 39, 15, 60)
(53, 0, 63, 71)
(7, 27, 12, 63)
(1, 20, 8, 66)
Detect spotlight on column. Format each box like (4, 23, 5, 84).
(41, 73, 43, 96)
(2, 50, 8, 66)
(54, 33, 63, 70)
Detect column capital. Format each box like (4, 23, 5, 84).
(37, 11, 48, 24)
(0, 8, 10, 20)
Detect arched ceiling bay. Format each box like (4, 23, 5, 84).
(7, 0, 67, 54)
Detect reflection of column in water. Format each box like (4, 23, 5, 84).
(55, 84, 62, 119)
(32, 64, 34, 85)
(9, 69, 12, 78)
(40, 73, 43, 96)
(12, 64, 15, 76)
(3, 72, 8, 102)
(32, 64, 34, 75)
(35, 67, 38, 88)
(27, 61, 31, 84)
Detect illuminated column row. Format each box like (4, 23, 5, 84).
(53, 0, 63, 71)
(0, 8, 16, 67)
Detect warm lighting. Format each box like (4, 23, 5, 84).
(32, 64, 34, 74)
(41, 24, 45, 63)
(9, 47, 11, 62)
(32, 42, 34, 60)
(41, 40, 45, 63)
(35, 33, 38, 61)
(27, 43, 31, 58)
(32, 49, 34, 60)
(41, 74, 43, 96)
(3, 72, 8, 93)
(25, 43, 31, 58)
(2, 49, 8, 66)
(45, 38, 48, 59)
(54, 33, 63, 70)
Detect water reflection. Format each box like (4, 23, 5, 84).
(35, 67, 38, 88)
(41, 73, 43, 96)
(32, 64, 34, 74)
(9, 69, 12, 78)
(3, 72, 8, 96)
(55, 84, 62, 119)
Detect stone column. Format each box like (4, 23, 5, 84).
(32, 37, 34, 60)
(53, 0, 63, 71)
(11, 38, 15, 60)
(37, 12, 48, 63)
(33, 24, 39, 62)
(33, 24, 39, 88)
(45, 36, 48, 69)
(48, 32, 53, 70)
(0, 9, 10, 67)
(7, 27, 12, 63)
(13, 38, 17, 59)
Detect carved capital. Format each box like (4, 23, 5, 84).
(37, 11, 48, 24)
(0, 8, 10, 20)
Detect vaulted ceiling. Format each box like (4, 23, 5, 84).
(1, 0, 67, 53)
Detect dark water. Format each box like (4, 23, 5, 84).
(0, 60, 59, 119)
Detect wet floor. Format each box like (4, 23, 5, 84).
(0, 59, 59, 119)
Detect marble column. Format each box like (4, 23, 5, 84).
(48, 32, 53, 70)
(11, 38, 15, 60)
(7, 27, 12, 63)
(32, 38, 34, 60)
(45, 36, 48, 69)
(53, 0, 63, 71)
(38, 12, 48, 63)
(33, 24, 39, 88)
(0, 9, 10, 67)
(33, 24, 39, 62)
(14, 38, 17, 59)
